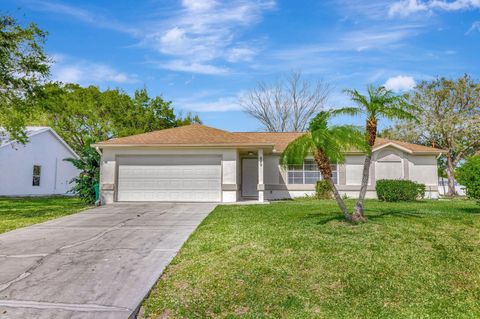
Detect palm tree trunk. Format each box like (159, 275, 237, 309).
(353, 118, 376, 219)
(354, 152, 372, 217)
(313, 150, 353, 221)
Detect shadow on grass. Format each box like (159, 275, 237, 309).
(457, 207, 480, 214)
(306, 209, 427, 225)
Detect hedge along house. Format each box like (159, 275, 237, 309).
(92, 124, 444, 204)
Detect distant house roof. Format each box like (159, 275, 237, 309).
(0, 126, 79, 158)
(93, 124, 444, 155)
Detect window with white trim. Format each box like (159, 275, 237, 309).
(287, 159, 337, 184)
(32, 165, 41, 186)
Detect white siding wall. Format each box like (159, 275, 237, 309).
(0, 131, 79, 196)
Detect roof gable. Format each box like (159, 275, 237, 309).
(0, 127, 79, 159)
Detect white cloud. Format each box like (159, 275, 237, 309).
(24, 0, 139, 35)
(384, 75, 416, 92)
(173, 90, 244, 112)
(226, 47, 257, 62)
(159, 60, 229, 75)
(143, 0, 275, 74)
(466, 21, 480, 34)
(389, 0, 429, 17)
(181, 0, 217, 12)
(26, 0, 275, 75)
(389, 0, 480, 17)
(176, 96, 242, 112)
(51, 54, 136, 85)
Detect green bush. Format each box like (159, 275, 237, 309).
(316, 180, 333, 199)
(456, 155, 480, 203)
(64, 140, 100, 204)
(376, 179, 426, 202)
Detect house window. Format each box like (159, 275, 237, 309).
(32, 165, 41, 186)
(287, 159, 337, 184)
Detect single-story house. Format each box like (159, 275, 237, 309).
(0, 127, 80, 196)
(93, 124, 444, 204)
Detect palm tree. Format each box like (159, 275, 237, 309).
(343, 86, 418, 218)
(281, 110, 368, 222)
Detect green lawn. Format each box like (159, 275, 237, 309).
(0, 196, 90, 234)
(143, 199, 480, 319)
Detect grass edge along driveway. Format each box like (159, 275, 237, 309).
(0, 196, 90, 234)
(143, 199, 480, 319)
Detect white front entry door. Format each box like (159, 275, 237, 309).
(117, 156, 221, 202)
(242, 158, 258, 198)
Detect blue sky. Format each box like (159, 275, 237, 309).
(3, 0, 480, 131)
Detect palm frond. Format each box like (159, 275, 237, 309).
(330, 107, 361, 117)
(280, 133, 315, 168)
(328, 125, 370, 162)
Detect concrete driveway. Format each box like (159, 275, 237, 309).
(0, 203, 216, 319)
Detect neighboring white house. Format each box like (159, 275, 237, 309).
(93, 124, 444, 204)
(0, 127, 80, 196)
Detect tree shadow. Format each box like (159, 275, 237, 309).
(456, 207, 480, 214)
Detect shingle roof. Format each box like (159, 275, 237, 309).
(95, 124, 272, 147)
(94, 124, 444, 154)
(233, 132, 304, 152)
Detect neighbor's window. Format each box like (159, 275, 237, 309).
(32, 165, 41, 186)
(287, 159, 337, 184)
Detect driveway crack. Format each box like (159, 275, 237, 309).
(0, 204, 174, 292)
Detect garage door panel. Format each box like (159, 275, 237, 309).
(117, 156, 221, 202)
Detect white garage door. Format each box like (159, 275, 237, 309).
(117, 156, 221, 202)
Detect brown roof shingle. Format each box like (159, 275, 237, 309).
(95, 124, 444, 154)
(96, 124, 271, 147)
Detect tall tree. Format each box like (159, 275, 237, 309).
(0, 15, 49, 142)
(381, 75, 480, 196)
(240, 71, 331, 132)
(281, 111, 367, 222)
(34, 83, 200, 153)
(342, 86, 417, 218)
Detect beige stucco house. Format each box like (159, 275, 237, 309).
(93, 124, 444, 204)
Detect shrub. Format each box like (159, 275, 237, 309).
(456, 155, 480, 203)
(64, 141, 100, 204)
(316, 180, 333, 199)
(376, 179, 426, 202)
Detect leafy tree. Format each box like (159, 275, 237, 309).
(0, 15, 49, 142)
(456, 155, 480, 203)
(381, 75, 480, 196)
(281, 110, 367, 222)
(342, 86, 417, 218)
(64, 139, 100, 204)
(34, 83, 200, 153)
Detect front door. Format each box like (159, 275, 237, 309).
(242, 158, 258, 198)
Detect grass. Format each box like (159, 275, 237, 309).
(0, 196, 90, 234)
(143, 199, 480, 319)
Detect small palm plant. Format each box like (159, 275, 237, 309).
(281, 111, 368, 222)
(343, 86, 418, 218)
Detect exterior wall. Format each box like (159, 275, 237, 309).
(0, 131, 79, 196)
(99, 147, 239, 204)
(98, 146, 440, 203)
(261, 147, 439, 200)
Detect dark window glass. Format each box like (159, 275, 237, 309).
(32, 165, 41, 186)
